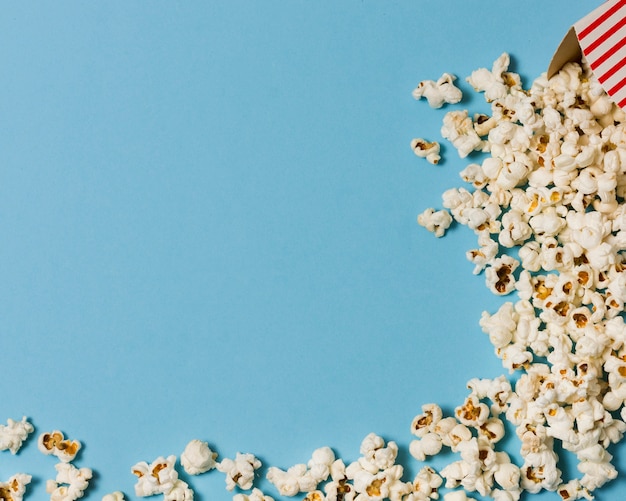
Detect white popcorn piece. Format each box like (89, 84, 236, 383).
(441, 110, 485, 158)
(356, 433, 398, 473)
(217, 453, 261, 491)
(417, 208, 453, 238)
(0, 473, 31, 501)
(411, 138, 441, 165)
(266, 465, 305, 496)
(466, 53, 515, 103)
(412, 73, 463, 109)
(102, 492, 125, 501)
(164, 480, 194, 501)
(181, 439, 218, 475)
(46, 463, 93, 501)
(131, 455, 178, 497)
(350, 463, 404, 500)
(0, 417, 34, 455)
(409, 466, 442, 501)
(307, 446, 335, 484)
(233, 488, 275, 501)
(409, 433, 442, 461)
(38, 431, 81, 463)
(484, 255, 519, 296)
(324, 459, 355, 501)
(443, 492, 476, 501)
(411, 404, 443, 438)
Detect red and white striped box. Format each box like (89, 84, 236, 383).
(549, 0, 626, 108)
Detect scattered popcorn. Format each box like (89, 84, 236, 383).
(46, 463, 92, 501)
(0, 417, 34, 455)
(17, 40, 626, 501)
(132, 455, 178, 497)
(412, 73, 463, 109)
(217, 452, 261, 491)
(38, 431, 81, 463)
(411, 138, 441, 164)
(0, 473, 31, 501)
(181, 439, 218, 475)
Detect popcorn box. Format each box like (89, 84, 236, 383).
(548, 0, 626, 108)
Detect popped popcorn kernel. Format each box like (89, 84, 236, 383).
(46, 463, 92, 501)
(181, 439, 218, 475)
(38, 430, 81, 463)
(102, 492, 125, 501)
(234, 488, 275, 501)
(0, 473, 31, 501)
(217, 452, 261, 491)
(417, 208, 453, 237)
(0, 417, 34, 455)
(131, 455, 178, 497)
(412, 73, 463, 109)
(411, 138, 441, 165)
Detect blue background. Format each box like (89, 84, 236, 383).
(0, 1, 615, 500)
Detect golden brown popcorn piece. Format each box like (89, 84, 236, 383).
(38, 430, 81, 462)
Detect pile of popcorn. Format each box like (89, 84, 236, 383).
(7, 51, 626, 501)
(413, 52, 626, 499)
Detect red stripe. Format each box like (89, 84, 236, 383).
(597, 52, 626, 82)
(585, 16, 626, 54)
(619, 95, 626, 108)
(579, 0, 626, 40)
(590, 35, 626, 72)
(608, 74, 626, 96)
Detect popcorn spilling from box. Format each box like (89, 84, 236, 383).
(8, 5, 626, 500)
(411, 44, 626, 498)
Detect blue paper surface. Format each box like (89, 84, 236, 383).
(0, 1, 616, 500)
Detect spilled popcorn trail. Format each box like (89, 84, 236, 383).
(6, 52, 626, 501)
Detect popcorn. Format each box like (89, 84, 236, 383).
(324, 459, 355, 501)
(484, 255, 519, 296)
(417, 208, 452, 238)
(411, 51, 626, 499)
(101, 492, 125, 501)
(217, 452, 262, 491)
(233, 488, 275, 501)
(181, 439, 218, 475)
(409, 467, 442, 501)
(46, 463, 93, 501)
(441, 110, 485, 158)
(163, 480, 194, 501)
(411, 138, 441, 165)
(131, 455, 178, 497)
(466, 53, 513, 103)
(265, 446, 335, 496)
(0, 473, 31, 501)
(0, 417, 34, 455)
(409, 433, 442, 461)
(38, 431, 81, 463)
(356, 433, 398, 473)
(412, 73, 463, 109)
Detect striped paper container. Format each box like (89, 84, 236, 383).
(548, 0, 626, 108)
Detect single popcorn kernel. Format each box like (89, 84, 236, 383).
(38, 430, 81, 462)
